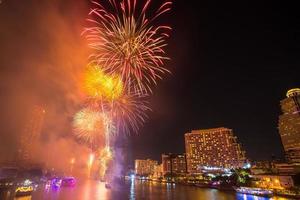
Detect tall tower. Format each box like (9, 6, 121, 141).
(278, 88, 300, 165)
(185, 127, 246, 173)
(17, 105, 45, 166)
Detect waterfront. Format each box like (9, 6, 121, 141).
(0, 180, 293, 200)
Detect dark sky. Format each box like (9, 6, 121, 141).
(0, 0, 299, 165)
(130, 0, 300, 162)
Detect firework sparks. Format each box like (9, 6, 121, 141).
(73, 108, 112, 148)
(72, 0, 172, 179)
(83, 64, 123, 101)
(87, 153, 95, 178)
(110, 93, 150, 134)
(84, 0, 172, 94)
(98, 146, 113, 179)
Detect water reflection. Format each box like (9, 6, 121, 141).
(1, 180, 293, 200)
(129, 178, 135, 200)
(14, 196, 32, 200)
(236, 193, 291, 200)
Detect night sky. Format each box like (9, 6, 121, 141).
(0, 0, 299, 165)
(130, 0, 300, 162)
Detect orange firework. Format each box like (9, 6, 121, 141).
(84, 0, 172, 94)
(83, 64, 123, 101)
(73, 108, 112, 148)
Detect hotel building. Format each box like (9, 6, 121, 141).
(185, 127, 246, 173)
(162, 153, 187, 175)
(278, 88, 300, 165)
(135, 159, 158, 176)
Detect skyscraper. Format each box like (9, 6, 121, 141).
(278, 88, 300, 165)
(162, 153, 187, 175)
(17, 105, 45, 165)
(185, 127, 246, 173)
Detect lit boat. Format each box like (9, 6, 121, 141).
(61, 177, 76, 187)
(234, 187, 273, 197)
(15, 180, 34, 196)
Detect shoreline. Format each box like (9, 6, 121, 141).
(134, 177, 300, 199)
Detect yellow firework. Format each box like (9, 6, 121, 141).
(83, 64, 123, 101)
(98, 146, 113, 178)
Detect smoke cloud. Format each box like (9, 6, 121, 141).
(0, 0, 93, 175)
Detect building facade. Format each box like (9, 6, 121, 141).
(185, 127, 246, 173)
(162, 153, 187, 175)
(17, 105, 45, 165)
(135, 159, 158, 176)
(153, 164, 163, 179)
(278, 88, 300, 165)
(253, 175, 294, 189)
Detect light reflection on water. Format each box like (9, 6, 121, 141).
(1, 180, 293, 200)
(236, 193, 291, 200)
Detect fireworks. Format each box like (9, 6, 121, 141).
(83, 64, 123, 101)
(110, 93, 150, 134)
(98, 146, 113, 178)
(73, 108, 111, 148)
(72, 0, 172, 179)
(84, 0, 172, 94)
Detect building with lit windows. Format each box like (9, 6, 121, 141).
(162, 153, 187, 175)
(278, 88, 300, 165)
(135, 159, 158, 176)
(185, 127, 246, 173)
(153, 164, 163, 179)
(17, 105, 45, 165)
(253, 175, 294, 189)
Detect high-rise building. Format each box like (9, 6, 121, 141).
(185, 127, 246, 173)
(153, 164, 163, 178)
(135, 159, 158, 176)
(17, 105, 45, 165)
(278, 88, 300, 165)
(162, 153, 187, 175)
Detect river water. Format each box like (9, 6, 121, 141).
(0, 180, 293, 200)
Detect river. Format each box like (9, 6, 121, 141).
(0, 180, 293, 200)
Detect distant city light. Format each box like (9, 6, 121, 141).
(243, 163, 251, 169)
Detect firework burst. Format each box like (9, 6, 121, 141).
(83, 64, 124, 101)
(110, 93, 150, 134)
(84, 0, 172, 94)
(73, 107, 113, 148)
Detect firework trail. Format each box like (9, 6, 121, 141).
(84, 0, 172, 94)
(98, 146, 113, 179)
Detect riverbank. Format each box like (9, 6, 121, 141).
(135, 177, 300, 199)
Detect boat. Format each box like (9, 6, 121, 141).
(15, 185, 33, 196)
(61, 177, 76, 187)
(15, 180, 34, 196)
(234, 187, 273, 197)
